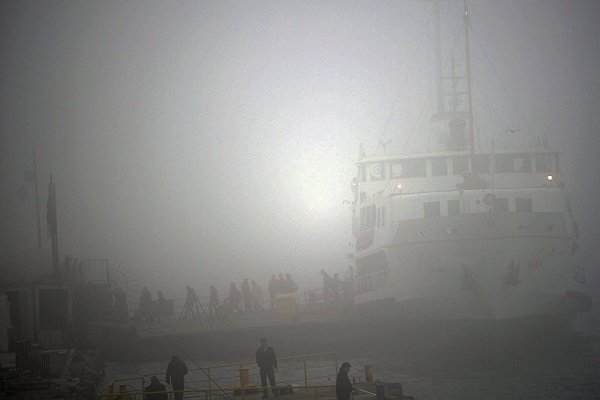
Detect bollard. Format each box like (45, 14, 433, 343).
(239, 367, 250, 387)
(107, 383, 114, 399)
(365, 365, 374, 383)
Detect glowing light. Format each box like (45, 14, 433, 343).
(547, 175, 554, 181)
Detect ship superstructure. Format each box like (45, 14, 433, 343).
(349, 2, 590, 322)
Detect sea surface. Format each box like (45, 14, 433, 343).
(103, 316, 600, 400)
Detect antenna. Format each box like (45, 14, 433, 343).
(463, 0, 476, 166)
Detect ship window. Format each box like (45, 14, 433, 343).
(424, 201, 441, 218)
(382, 207, 386, 226)
(356, 251, 389, 276)
(368, 162, 386, 181)
(431, 157, 448, 176)
(493, 197, 509, 213)
(390, 159, 426, 178)
(473, 155, 490, 173)
(495, 154, 532, 173)
(361, 205, 377, 229)
(359, 165, 366, 182)
(515, 197, 533, 212)
(452, 156, 469, 175)
(535, 154, 551, 173)
(360, 192, 367, 203)
(448, 200, 460, 215)
(377, 208, 381, 228)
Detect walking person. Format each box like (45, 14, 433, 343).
(336, 362, 353, 400)
(165, 355, 188, 400)
(241, 278, 253, 312)
(209, 285, 219, 317)
(228, 282, 243, 313)
(256, 338, 278, 398)
(183, 286, 200, 320)
(251, 280, 265, 312)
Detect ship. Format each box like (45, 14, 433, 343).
(349, 1, 591, 326)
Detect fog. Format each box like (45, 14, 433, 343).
(1, 0, 599, 304)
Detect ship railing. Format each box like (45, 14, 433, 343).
(354, 270, 388, 295)
(107, 351, 338, 398)
(97, 383, 338, 400)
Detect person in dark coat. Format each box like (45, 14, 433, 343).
(256, 338, 278, 398)
(165, 355, 188, 400)
(336, 362, 353, 400)
(145, 375, 168, 400)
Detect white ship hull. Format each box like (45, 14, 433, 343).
(353, 212, 590, 321)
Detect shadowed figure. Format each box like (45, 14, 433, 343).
(256, 338, 278, 398)
(165, 355, 188, 400)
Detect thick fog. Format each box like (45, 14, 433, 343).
(1, 0, 599, 303)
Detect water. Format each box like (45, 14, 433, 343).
(104, 329, 600, 399)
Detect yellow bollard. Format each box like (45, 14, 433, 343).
(239, 367, 250, 387)
(365, 365, 374, 383)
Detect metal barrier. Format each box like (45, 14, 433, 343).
(105, 352, 339, 399)
(97, 383, 338, 400)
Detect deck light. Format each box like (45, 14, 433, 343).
(547, 175, 553, 182)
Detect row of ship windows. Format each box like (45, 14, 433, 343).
(358, 197, 533, 229)
(359, 153, 558, 182)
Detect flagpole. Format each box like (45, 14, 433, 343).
(33, 149, 42, 249)
(48, 174, 60, 279)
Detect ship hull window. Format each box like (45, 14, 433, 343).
(493, 198, 509, 213)
(495, 154, 532, 173)
(391, 159, 426, 178)
(448, 200, 460, 216)
(431, 157, 448, 176)
(534, 155, 551, 173)
(424, 201, 441, 218)
(515, 197, 533, 213)
(452, 156, 469, 175)
(473, 155, 490, 173)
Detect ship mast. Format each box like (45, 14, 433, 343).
(434, 1, 444, 114)
(463, 0, 476, 166)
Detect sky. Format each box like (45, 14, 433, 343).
(1, 0, 599, 299)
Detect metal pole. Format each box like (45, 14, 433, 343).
(434, 1, 444, 114)
(303, 358, 308, 389)
(208, 368, 212, 400)
(32, 150, 42, 248)
(463, 0, 476, 168)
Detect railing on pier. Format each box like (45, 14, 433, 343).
(104, 352, 339, 400)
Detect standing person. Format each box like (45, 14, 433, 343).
(268, 275, 277, 310)
(321, 270, 332, 301)
(251, 280, 264, 312)
(256, 338, 278, 398)
(145, 375, 168, 400)
(139, 286, 152, 321)
(209, 285, 219, 317)
(336, 362, 353, 400)
(228, 282, 242, 313)
(284, 273, 298, 293)
(165, 355, 188, 400)
(183, 286, 199, 320)
(277, 274, 286, 293)
(241, 278, 253, 312)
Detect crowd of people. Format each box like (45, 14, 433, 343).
(132, 267, 353, 323)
